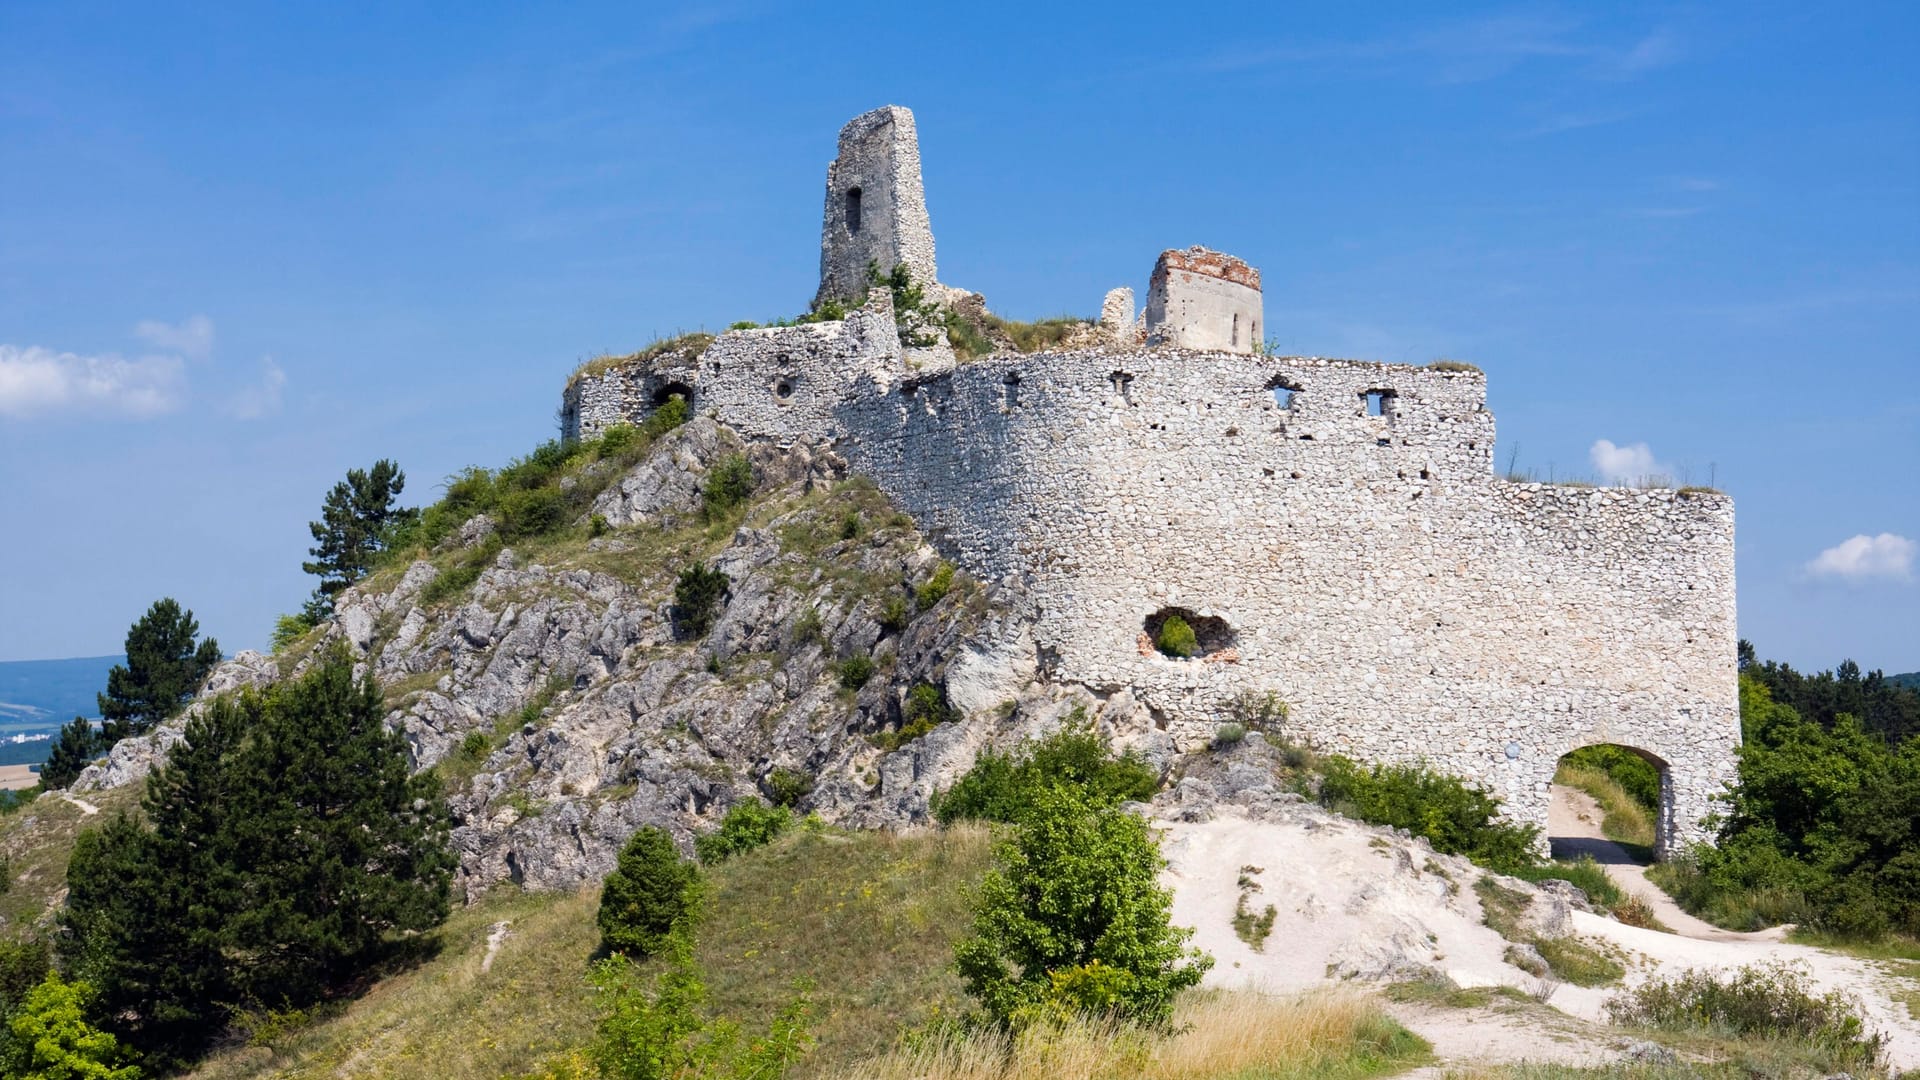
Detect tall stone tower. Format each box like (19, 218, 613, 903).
(816, 106, 938, 307)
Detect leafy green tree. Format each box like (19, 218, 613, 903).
(954, 784, 1210, 1027)
(96, 599, 221, 744)
(932, 722, 1160, 826)
(40, 718, 99, 790)
(0, 973, 141, 1080)
(62, 646, 453, 1063)
(597, 827, 701, 959)
(302, 459, 417, 616)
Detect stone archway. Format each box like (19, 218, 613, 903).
(1549, 742, 1672, 863)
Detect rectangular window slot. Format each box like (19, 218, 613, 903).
(1363, 389, 1394, 417)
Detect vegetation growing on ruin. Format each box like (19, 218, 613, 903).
(931, 721, 1159, 826)
(1316, 757, 1540, 876)
(566, 333, 717, 390)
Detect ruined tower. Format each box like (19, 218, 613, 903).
(1144, 246, 1264, 353)
(816, 106, 938, 307)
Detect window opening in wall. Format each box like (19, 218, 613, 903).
(1363, 389, 1393, 417)
(774, 378, 794, 400)
(1004, 373, 1021, 409)
(1232, 313, 1241, 348)
(1109, 370, 1135, 405)
(1141, 607, 1236, 660)
(1267, 377, 1300, 409)
(652, 381, 694, 409)
(845, 187, 863, 234)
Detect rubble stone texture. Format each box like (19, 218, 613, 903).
(1145, 246, 1265, 353)
(815, 105, 938, 308)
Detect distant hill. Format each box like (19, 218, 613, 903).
(1893, 671, 1920, 691)
(0, 654, 119, 767)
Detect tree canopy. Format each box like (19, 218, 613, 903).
(96, 598, 220, 744)
(303, 459, 416, 616)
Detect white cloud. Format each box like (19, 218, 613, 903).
(1589, 439, 1672, 485)
(1807, 534, 1916, 583)
(0, 344, 185, 418)
(226, 357, 287, 419)
(132, 314, 215, 360)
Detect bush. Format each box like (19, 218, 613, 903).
(596, 424, 640, 459)
(933, 721, 1161, 826)
(1154, 615, 1197, 659)
(672, 564, 729, 639)
(702, 455, 754, 520)
(953, 784, 1211, 1027)
(694, 798, 791, 864)
(763, 768, 814, 809)
(836, 653, 874, 690)
(0, 972, 142, 1079)
(1605, 961, 1884, 1066)
(587, 936, 809, 1080)
(876, 594, 910, 634)
(271, 612, 318, 654)
(497, 485, 570, 540)
(914, 562, 955, 611)
(598, 827, 702, 960)
(644, 395, 691, 438)
(1317, 757, 1539, 875)
(1226, 689, 1290, 734)
(1212, 723, 1247, 748)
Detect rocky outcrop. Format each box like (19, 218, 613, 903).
(76, 419, 1173, 900)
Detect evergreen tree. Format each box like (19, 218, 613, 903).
(302, 459, 416, 616)
(61, 647, 452, 1063)
(38, 717, 99, 789)
(598, 827, 701, 959)
(96, 599, 221, 744)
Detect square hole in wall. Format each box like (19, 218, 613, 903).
(1363, 389, 1395, 417)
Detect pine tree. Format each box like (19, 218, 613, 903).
(38, 717, 98, 789)
(97, 599, 221, 744)
(597, 827, 701, 959)
(302, 459, 416, 616)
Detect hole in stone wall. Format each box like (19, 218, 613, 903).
(845, 186, 863, 234)
(1141, 607, 1236, 660)
(1110, 370, 1135, 405)
(774, 378, 794, 400)
(652, 381, 694, 409)
(1232, 312, 1241, 348)
(1004, 373, 1021, 408)
(1267, 377, 1300, 408)
(1363, 389, 1394, 417)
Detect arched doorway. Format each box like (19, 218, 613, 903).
(1549, 743, 1670, 865)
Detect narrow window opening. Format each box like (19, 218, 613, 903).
(1003, 373, 1021, 409)
(845, 187, 863, 235)
(1109, 370, 1135, 405)
(1232, 313, 1241, 347)
(1363, 389, 1394, 417)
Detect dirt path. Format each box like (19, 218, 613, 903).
(58, 790, 100, 816)
(1548, 785, 1784, 943)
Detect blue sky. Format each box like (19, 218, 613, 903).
(1, 3, 1915, 672)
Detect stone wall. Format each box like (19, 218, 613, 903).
(1145, 246, 1264, 354)
(816, 106, 938, 307)
(563, 314, 1739, 851)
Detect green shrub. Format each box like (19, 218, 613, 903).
(1154, 616, 1197, 659)
(1318, 757, 1539, 874)
(914, 562, 955, 611)
(1605, 960, 1884, 1065)
(874, 683, 950, 750)
(1212, 723, 1247, 748)
(271, 612, 318, 654)
(837, 511, 862, 541)
(598, 827, 702, 960)
(644, 394, 691, 438)
(457, 730, 493, 763)
(1510, 856, 1625, 910)
(702, 455, 754, 520)
(672, 563, 729, 639)
(694, 798, 792, 864)
(421, 539, 499, 608)
(587, 936, 810, 1080)
(953, 784, 1211, 1028)
(933, 721, 1160, 825)
(596, 424, 640, 459)
(837, 653, 874, 690)
(590, 514, 611, 538)
(763, 769, 815, 809)
(1560, 744, 1661, 811)
(876, 594, 910, 633)
(498, 485, 570, 540)
(1226, 690, 1290, 734)
(1, 972, 142, 1079)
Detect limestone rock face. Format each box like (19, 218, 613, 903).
(74, 423, 1172, 901)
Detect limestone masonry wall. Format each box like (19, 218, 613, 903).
(565, 311, 1739, 852)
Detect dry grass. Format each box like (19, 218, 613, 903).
(0, 784, 140, 937)
(1553, 763, 1655, 851)
(565, 332, 716, 389)
(826, 990, 1427, 1080)
(188, 887, 601, 1079)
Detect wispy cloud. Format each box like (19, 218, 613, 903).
(1672, 176, 1721, 192)
(0, 345, 185, 418)
(1515, 108, 1635, 138)
(1806, 533, 1916, 583)
(132, 314, 215, 360)
(1191, 13, 1680, 85)
(226, 357, 287, 419)
(1589, 438, 1672, 485)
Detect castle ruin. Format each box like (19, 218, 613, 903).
(562, 106, 1741, 854)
